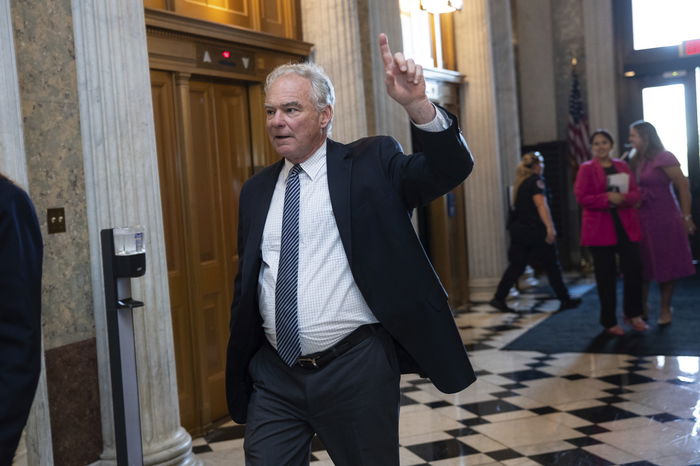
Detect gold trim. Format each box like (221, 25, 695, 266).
(145, 7, 313, 56)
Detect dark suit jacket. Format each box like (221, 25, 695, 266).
(226, 112, 476, 423)
(0, 177, 43, 464)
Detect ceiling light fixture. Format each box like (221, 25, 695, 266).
(419, 0, 464, 14)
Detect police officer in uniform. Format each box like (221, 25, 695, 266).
(489, 152, 581, 313)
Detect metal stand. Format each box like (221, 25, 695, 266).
(101, 229, 145, 466)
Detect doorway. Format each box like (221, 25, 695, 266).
(150, 71, 256, 434)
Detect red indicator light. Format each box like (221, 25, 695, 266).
(683, 39, 700, 56)
(221, 50, 231, 59)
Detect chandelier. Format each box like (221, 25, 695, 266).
(419, 0, 464, 14)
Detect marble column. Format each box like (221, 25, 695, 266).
(454, 0, 512, 301)
(0, 1, 54, 464)
(300, 0, 368, 143)
(489, 0, 522, 188)
(70, 1, 196, 464)
(300, 0, 409, 148)
(0, 0, 28, 185)
(361, 0, 411, 150)
(583, 0, 618, 141)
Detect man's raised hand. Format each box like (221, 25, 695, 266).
(378, 33, 435, 124)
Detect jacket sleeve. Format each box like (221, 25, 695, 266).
(0, 186, 43, 458)
(574, 163, 610, 210)
(229, 181, 249, 330)
(383, 107, 474, 210)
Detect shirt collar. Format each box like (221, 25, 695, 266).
(282, 141, 327, 182)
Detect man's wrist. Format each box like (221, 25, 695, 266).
(405, 98, 435, 125)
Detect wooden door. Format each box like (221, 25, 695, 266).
(150, 70, 254, 433)
(151, 70, 199, 429)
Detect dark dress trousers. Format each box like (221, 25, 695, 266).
(0, 178, 43, 465)
(226, 111, 477, 424)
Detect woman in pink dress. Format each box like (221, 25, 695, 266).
(628, 121, 696, 325)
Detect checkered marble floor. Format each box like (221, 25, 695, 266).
(193, 275, 700, 465)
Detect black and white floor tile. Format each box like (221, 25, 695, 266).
(193, 275, 700, 465)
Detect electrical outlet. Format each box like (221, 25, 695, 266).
(47, 208, 66, 234)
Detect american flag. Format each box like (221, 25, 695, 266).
(567, 65, 590, 167)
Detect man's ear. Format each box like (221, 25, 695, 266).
(320, 105, 333, 129)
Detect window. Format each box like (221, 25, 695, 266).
(400, 0, 438, 68)
(632, 0, 700, 50)
(642, 84, 689, 175)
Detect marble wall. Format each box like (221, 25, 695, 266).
(45, 339, 102, 465)
(10, 0, 95, 350)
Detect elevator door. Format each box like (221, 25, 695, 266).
(150, 70, 254, 434)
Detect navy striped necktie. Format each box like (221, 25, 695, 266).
(275, 164, 302, 366)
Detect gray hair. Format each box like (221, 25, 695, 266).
(265, 62, 335, 135)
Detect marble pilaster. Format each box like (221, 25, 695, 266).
(454, 0, 510, 300)
(0, 1, 53, 464)
(583, 0, 618, 141)
(300, 0, 367, 142)
(514, 0, 558, 146)
(22, 350, 53, 466)
(489, 0, 522, 187)
(0, 0, 27, 186)
(70, 1, 196, 464)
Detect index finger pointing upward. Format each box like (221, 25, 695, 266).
(379, 33, 394, 69)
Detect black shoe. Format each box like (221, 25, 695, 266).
(558, 297, 582, 311)
(489, 298, 516, 313)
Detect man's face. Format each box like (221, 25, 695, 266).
(265, 74, 332, 164)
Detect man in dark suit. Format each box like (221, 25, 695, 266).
(226, 33, 475, 465)
(0, 172, 43, 466)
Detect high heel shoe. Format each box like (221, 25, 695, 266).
(624, 317, 650, 332)
(605, 325, 625, 336)
(657, 311, 672, 326)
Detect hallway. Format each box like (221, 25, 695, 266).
(190, 275, 700, 465)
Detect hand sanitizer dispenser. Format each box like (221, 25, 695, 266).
(101, 226, 147, 465)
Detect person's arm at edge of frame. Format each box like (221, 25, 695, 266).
(0, 184, 43, 462)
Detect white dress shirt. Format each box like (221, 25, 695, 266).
(258, 107, 450, 354)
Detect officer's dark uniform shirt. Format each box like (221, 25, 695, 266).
(512, 174, 547, 230)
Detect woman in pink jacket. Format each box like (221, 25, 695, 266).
(574, 130, 648, 335)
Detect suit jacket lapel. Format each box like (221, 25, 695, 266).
(249, 160, 284, 261)
(326, 139, 353, 266)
